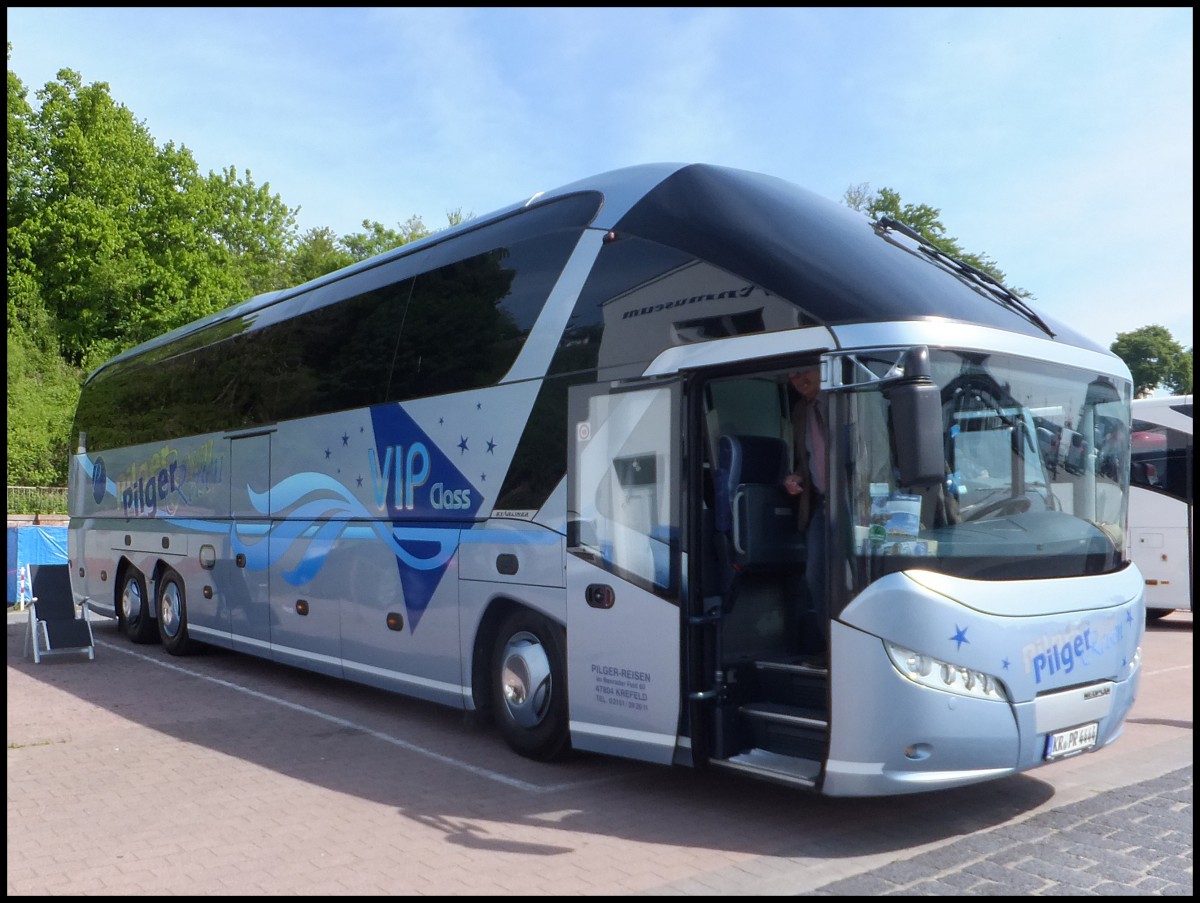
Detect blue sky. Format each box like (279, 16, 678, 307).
(7, 7, 1193, 356)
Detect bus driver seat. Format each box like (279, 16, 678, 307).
(713, 435, 807, 609)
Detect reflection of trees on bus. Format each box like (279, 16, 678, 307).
(387, 252, 518, 401)
(76, 250, 521, 452)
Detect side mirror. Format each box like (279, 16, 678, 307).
(885, 346, 945, 487)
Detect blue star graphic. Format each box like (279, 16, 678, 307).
(342, 433, 349, 446)
(1001, 658, 1011, 670)
(476, 402, 482, 410)
(950, 625, 969, 650)
(324, 448, 332, 459)
(486, 438, 496, 454)
(458, 436, 469, 454)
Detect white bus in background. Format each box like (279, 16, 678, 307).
(68, 163, 1145, 797)
(1129, 394, 1193, 620)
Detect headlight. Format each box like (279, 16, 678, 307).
(885, 641, 1009, 702)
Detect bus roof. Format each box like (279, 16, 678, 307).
(1132, 394, 1194, 434)
(89, 163, 1119, 383)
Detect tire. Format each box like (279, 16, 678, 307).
(490, 608, 570, 761)
(1146, 608, 1173, 623)
(118, 567, 158, 644)
(157, 569, 198, 655)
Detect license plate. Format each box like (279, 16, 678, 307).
(1045, 721, 1099, 760)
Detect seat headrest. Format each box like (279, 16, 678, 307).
(719, 435, 787, 485)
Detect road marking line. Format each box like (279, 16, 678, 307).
(96, 638, 629, 794)
(1143, 664, 1192, 675)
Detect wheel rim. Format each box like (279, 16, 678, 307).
(500, 630, 553, 729)
(121, 578, 143, 623)
(159, 580, 182, 639)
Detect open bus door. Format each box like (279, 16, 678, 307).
(565, 379, 684, 764)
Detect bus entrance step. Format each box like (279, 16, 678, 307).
(740, 701, 828, 760)
(711, 747, 821, 790)
(759, 655, 828, 676)
(755, 658, 828, 710)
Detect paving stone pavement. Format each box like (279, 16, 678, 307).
(803, 766, 1193, 896)
(8, 607, 1193, 896)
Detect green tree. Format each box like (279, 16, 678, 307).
(7, 50, 471, 487)
(283, 207, 474, 285)
(7, 44, 49, 347)
(200, 164, 299, 298)
(287, 226, 356, 284)
(8, 53, 83, 486)
(1111, 326, 1193, 398)
(844, 183, 1027, 296)
(7, 44, 36, 224)
(341, 215, 433, 261)
(7, 61, 301, 484)
(7, 332, 80, 486)
(341, 209, 471, 262)
(11, 67, 299, 370)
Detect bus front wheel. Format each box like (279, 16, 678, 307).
(490, 609, 570, 762)
(118, 567, 158, 644)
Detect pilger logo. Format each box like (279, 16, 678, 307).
(92, 457, 107, 504)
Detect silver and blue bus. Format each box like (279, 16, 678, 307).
(68, 163, 1143, 795)
(1129, 394, 1193, 621)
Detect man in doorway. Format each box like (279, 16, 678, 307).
(783, 364, 828, 659)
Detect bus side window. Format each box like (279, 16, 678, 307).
(1130, 461, 1159, 487)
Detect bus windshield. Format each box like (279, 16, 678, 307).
(843, 349, 1131, 587)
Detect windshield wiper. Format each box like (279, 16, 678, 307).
(875, 217, 1055, 338)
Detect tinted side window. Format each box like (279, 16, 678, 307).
(261, 280, 409, 420)
(494, 370, 595, 511)
(549, 236, 804, 380)
(76, 280, 412, 449)
(78, 226, 590, 450)
(387, 228, 582, 402)
(1131, 421, 1193, 503)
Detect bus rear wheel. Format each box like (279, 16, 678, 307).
(157, 569, 197, 655)
(118, 567, 158, 644)
(490, 609, 570, 761)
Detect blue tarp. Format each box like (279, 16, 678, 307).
(7, 525, 68, 604)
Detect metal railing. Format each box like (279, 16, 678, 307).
(7, 486, 68, 516)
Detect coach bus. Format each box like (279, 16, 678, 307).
(1128, 394, 1193, 620)
(67, 163, 1144, 796)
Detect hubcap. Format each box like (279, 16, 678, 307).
(159, 581, 182, 638)
(121, 579, 143, 622)
(500, 630, 552, 729)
